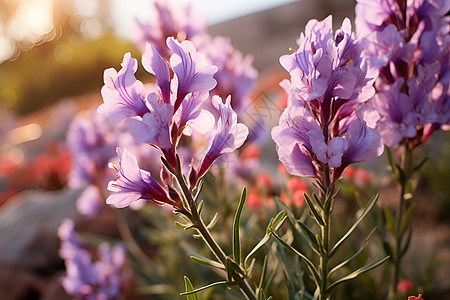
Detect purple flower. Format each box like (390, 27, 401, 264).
(195, 95, 249, 180)
(99, 53, 149, 125)
(106, 148, 172, 208)
(356, 0, 450, 146)
(131, 0, 207, 59)
(76, 185, 103, 219)
(274, 16, 384, 182)
(173, 92, 215, 136)
(192, 34, 258, 114)
(167, 37, 218, 111)
(58, 219, 127, 300)
(66, 112, 117, 188)
(125, 93, 173, 151)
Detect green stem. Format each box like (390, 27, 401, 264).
(319, 166, 332, 300)
(389, 144, 412, 299)
(174, 171, 257, 300)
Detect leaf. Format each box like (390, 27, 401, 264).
(270, 230, 321, 287)
(399, 204, 415, 236)
(181, 243, 225, 270)
(197, 200, 205, 215)
(328, 228, 376, 276)
(323, 189, 338, 214)
(257, 256, 269, 298)
(181, 279, 237, 296)
(244, 234, 270, 269)
(275, 197, 319, 255)
(190, 256, 225, 270)
(206, 212, 219, 230)
(303, 193, 325, 226)
(329, 194, 378, 257)
(326, 255, 390, 292)
(183, 276, 200, 300)
(383, 205, 396, 235)
(400, 227, 413, 257)
(296, 221, 320, 254)
(233, 187, 247, 265)
(312, 193, 324, 210)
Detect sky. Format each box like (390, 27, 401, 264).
(0, 0, 297, 63)
(110, 0, 297, 38)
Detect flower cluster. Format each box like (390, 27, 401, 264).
(98, 37, 248, 209)
(272, 16, 384, 183)
(58, 219, 127, 299)
(131, 0, 207, 59)
(66, 111, 118, 218)
(356, 0, 450, 147)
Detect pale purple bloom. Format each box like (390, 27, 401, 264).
(167, 37, 218, 111)
(99, 53, 149, 125)
(279, 16, 376, 120)
(76, 185, 103, 219)
(195, 96, 249, 180)
(173, 92, 215, 136)
(142, 43, 171, 104)
(106, 148, 172, 208)
(356, 0, 450, 146)
(58, 219, 127, 300)
(131, 0, 207, 59)
(67, 112, 117, 188)
(274, 16, 383, 182)
(125, 93, 173, 151)
(192, 34, 258, 113)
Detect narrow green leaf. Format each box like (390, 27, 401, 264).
(244, 234, 270, 268)
(257, 256, 269, 298)
(399, 204, 415, 236)
(233, 187, 247, 265)
(382, 241, 393, 261)
(323, 189, 337, 214)
(312, 193, 324, 210)
(183, 276, 200, 300)
(267, 210, 287, 234)
(326, 255, 390, 292)
(193, 180, 204, 201)
(383, 205, 396, 235)
(174, 221, 190, 229)
(296, 220, 320, 253)
(303, 193, 325, 226)
(275, 196, 319, 255)
(328, 228, 375, 276)
(181, 280, 237, 296)
(412, 157, 428, 174)
(271, 230, 321, 286)
(182, 244, 225, 270)
(206, 212, 219, 230)
(330, 194, 379, 257)
(197, 200, 205, 215)
(190, 256, 225, 270)
(400, 227, 413, 257)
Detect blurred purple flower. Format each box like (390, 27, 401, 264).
(195, 95, 249, 180)
(58, 219, 127, 300)
(106, 148, 172, 208)
(67, 112, 117, 189)
(76, 185, 103, 219)
(131, 0, 207, 59)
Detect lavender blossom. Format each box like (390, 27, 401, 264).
(131, 0, 207, 59)
(76, 185, 103, 219)
(58, 219, 127, 300)
(273, 16, 383, 182)
(195, 95, 249, 180)
(106, 148, 173, 208)
(356, 0, 450, 146)
(99, 53, 149, 125)
(67, 112, 117, 188)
